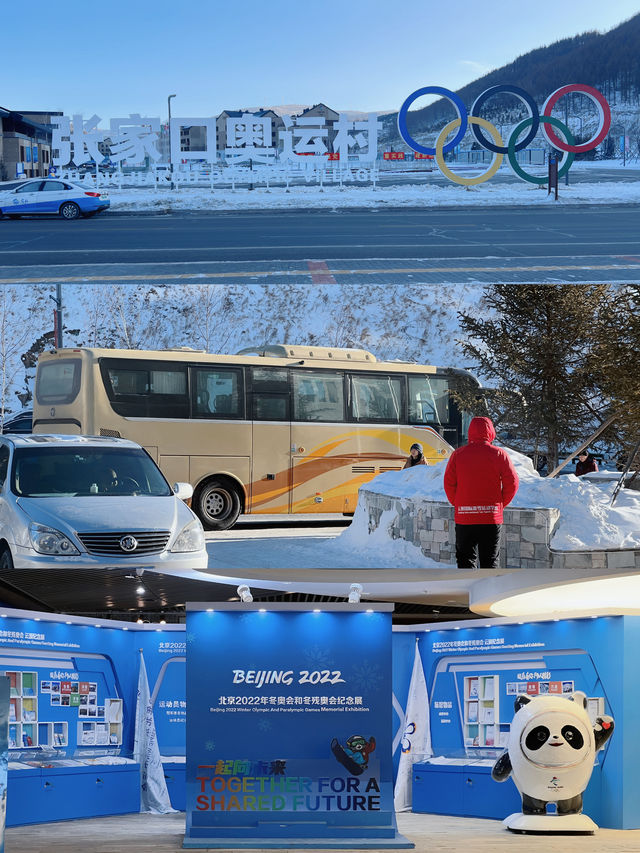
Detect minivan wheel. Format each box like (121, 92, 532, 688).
(193, 478, 241, 531)
(0, 546, 14, 568)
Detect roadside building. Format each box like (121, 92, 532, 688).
(294, 103, 340, 152)
(216, 109, 285, 152)
(0, 108, 58, 180)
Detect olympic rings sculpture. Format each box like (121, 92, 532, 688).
(397, 84, 611, 185)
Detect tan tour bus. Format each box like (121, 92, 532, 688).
(32, 345, 478, 530)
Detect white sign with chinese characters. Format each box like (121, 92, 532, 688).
(51, 111, 381, 188)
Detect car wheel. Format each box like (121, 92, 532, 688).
(193, 478, 242, 531)
(59, 201, 81, 220)
(0, 546, 14, 568)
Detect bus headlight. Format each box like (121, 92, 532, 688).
(171, 519, 206, 553)
(29, 523, 80, 556)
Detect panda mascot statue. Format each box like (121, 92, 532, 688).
(492, 691, 614, 834)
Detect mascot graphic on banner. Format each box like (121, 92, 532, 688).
(331, 734, 376, 775)
(492, 691, 614, 834)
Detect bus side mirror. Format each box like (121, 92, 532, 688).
(173, 482, 193, 501)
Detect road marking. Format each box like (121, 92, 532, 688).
(307, 260, 338, 284)
(1, 239, 640, 255)
(1, 262, 639, 284)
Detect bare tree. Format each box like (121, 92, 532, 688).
(0, 286, 48, 423)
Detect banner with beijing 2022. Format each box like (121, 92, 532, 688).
(184, 603, 411, 849)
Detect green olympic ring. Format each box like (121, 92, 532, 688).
(507, 116, 575, 185)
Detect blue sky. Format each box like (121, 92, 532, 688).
(3, 0, 638, 121)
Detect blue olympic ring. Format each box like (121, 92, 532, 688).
(397, 87, 467, 156)
(470, 84, 540, 154)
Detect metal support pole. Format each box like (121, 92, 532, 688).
(168, 94, 176, 190)
(564, 98, 569, 186)
(50, 284, 63, 348)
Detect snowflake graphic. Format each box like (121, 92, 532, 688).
(186, 632, 197, 645)
(350, 659, 384, 692)
(302, 645, 335, 668)
(205, 740, 216, 751)
(258, 719, 272, 733)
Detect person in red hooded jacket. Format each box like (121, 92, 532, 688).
(443, 416, 519, 568)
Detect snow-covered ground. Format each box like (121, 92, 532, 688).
(204, 452, 640, 571)
(205, 514, 441, 570)
(107, 178, 640, 212)
(364, 449, 640, 552)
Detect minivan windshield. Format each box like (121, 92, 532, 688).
(11, 446, 172, 497)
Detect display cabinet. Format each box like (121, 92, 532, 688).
(464, 675, 500, 749)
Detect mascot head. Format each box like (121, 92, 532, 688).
(513, 692, 594, 769)
(346, 735, 368, 753)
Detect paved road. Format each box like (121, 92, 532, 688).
(1, 207, 639, 283)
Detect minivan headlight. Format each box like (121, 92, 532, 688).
(171, 519, 205, 553)
(29, 523, 80, 556)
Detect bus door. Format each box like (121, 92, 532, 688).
(248, 367, 292, 514)
(345, 373, 405, 502)
(407, 374, 457, 450)
(289, 369, 351, 513)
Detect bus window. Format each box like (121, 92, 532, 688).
(349, 375, 402, 423)
(292, 370, 344, 422)
(101, 360, 189, 418)
(407, 375, 449, 425)
(250, 367, 290, 421)
(193, 368, 243, 418)
(36, 359, 81, 405)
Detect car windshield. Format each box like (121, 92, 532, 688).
(11, 446, 172, 497)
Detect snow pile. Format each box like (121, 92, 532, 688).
(358, 448, 640, 552)
(106, 179, 640, 213)
(322, 505, 440, 568)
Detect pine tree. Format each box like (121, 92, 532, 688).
(455, 284, 613, 469)
(589, 285, 640, 466)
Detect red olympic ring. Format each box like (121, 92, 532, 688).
(541, 84, 611, 154)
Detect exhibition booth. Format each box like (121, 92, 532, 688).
(0, 604, 636, 844)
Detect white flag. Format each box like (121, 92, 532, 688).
(393, 642, 432, 812)
(134, 650, 176, 814)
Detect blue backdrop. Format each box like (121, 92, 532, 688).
(184, 603, 410, 849)
(392, 616, 640, 830)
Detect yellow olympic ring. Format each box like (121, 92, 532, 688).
(435, 117, 504, 186)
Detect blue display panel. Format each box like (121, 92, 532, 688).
(184, 605, 411, 849)
(0, 676, 8, 853)
(390, 616, 639, 829)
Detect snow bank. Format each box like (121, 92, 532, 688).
(106, 180, 640, 213)
(322, 503, 440, 568)
(358, 449, 640, 552)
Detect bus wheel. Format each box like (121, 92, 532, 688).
(194, 478, 242, 530)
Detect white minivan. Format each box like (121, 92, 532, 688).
(0, 434, 208, 569)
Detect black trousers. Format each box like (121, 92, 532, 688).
(455, 523, 501, 568)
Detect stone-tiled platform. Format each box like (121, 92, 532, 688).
(361, 490, 640, 570)
(6, 810, 640, 853)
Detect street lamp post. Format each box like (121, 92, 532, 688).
(168, 94, 176, 190)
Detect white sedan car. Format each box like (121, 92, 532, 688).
(0, 435, 207, 569)
(0, 178, 110, 220)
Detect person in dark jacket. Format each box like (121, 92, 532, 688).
(443, 417, 519, 569)
(403, 442, 427, 469)
(575, 450, 598, 477)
